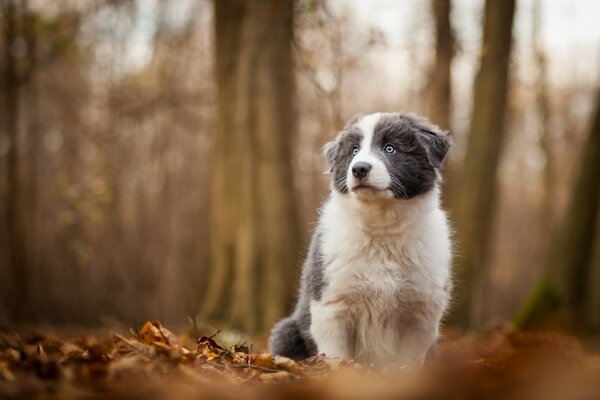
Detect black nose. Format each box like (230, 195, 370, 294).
(352, 162, 372, 179)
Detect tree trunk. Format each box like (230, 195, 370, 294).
(451, 0, 515, 329)
(516, 90, 600, 332)
(586, 202, 600, 333)
(202, 0, 300, 334)
(1, 0, 30, 322)
(533, 0, 555, 236)
(24, 5, 40, 306)
(426, 0, 454, 131)
(555, 91, 600, 325)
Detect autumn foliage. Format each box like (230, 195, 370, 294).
(1, 321, 599, 400)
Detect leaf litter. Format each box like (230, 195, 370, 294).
(0, 321, 599, 400)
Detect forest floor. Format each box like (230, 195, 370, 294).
(1, 321, 599, 400)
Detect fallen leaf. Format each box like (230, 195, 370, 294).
(139, 321, 166, 345)
(37, 343, 47, 359)
(0, 361, 15, 382)
(252, 353, 276, 369)
(258, 370, 290, 382)
(273, 355, 303, 375)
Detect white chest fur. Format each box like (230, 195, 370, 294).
(309, 189, 451, 366)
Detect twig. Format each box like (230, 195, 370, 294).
(198, 360, 301, 379)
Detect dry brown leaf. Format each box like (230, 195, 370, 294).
(3, 348, 20, 363)
(37, 343, 47, 360)
(153, 322, 180, 348)
(273, 355, 303, 375)
(60, 341, 84, 357)
(229, 351, 250, 365)
(2, 322, 599, 400)
(252, 353, 276, 369)
(258, 370, 290, 382)
(113, 333, 156, 358)
(0, 361, 15, 382)
(139, 321, 166, 345)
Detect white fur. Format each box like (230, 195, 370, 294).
(309, 187, 452, 366)
(348, 112, 392, 194)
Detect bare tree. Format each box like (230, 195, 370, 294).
(533, 0, 554, 236)
(426, 0, 454, 131)
(1, 0, 30, 321)
(201, 0, 300, 333)
(586, 208, 600, 332)
(550, 94, 600, 318)
(451, 0, 516, 329)
(515, 90, 600, 332)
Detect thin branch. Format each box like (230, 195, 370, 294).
(198, 360, 301, 379)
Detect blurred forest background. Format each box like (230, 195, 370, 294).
(0, 0, 599, 338)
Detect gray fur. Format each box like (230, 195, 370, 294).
(270, 231, 324, 360)
(327, 127, 363, 193)
(269, 317, 316, 360)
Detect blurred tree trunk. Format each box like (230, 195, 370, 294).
(1, 0, 30, 322)
(427, 0, 455, 210)
(586, 206, 600, 332)
(560, 92, 600, 325)
(202, 0, 300, 333)
(23, 5, 41, 317)
(533, 0, 554, 235)
(515, 91, 600, 332)
(426, 0, 454, 131)
(451, 0, 515, 329)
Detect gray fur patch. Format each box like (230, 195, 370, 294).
(303, 231, 327, 301)
(325, 125, 363, 193)
(270, 317, 317, 360)
(404, 114, 452, 169)
(269, 230, 325, 359)
(371, 114, 437, 198)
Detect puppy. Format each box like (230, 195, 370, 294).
(270, 112, 452, 366)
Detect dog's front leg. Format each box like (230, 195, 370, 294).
(309, 301, 354, 359)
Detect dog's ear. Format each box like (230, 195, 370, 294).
(322, 139, 338, 172)
(414, 121, 452, 169)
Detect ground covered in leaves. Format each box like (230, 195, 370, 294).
(1, 321, 599, 400)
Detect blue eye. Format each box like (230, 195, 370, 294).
(352, 147, 359, 156)
(384, 144, 396, 154)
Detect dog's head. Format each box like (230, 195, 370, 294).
(324, 112, 451, 200)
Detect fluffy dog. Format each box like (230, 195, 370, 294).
(270, 112, 452, 366)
